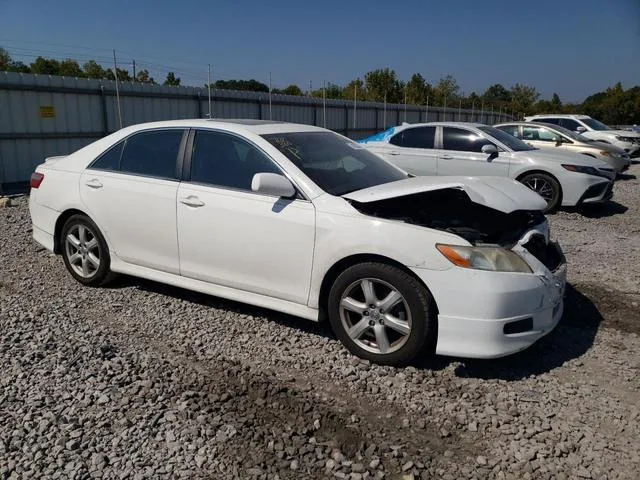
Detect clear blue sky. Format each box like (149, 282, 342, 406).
(1, 0, 639, 102)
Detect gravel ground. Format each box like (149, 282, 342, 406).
(1, 165, 639, 479)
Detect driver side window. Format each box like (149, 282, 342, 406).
(189, 130, 282, 191)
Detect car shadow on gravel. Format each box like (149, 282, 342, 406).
(564, 201, 628, 219)
(616, 173, 636, 181)
(415, 283, 605, 380)
(105, 275, 335, 339)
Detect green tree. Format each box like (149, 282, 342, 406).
(509, 83, 539, 115)
(30, 56, 61, 75)
(213, 79, 268, 92)
(280, 84, 302, 95)
(482, 84, 511, 104)
(363, 68, 402, 103)
(163, 71, 180, 86)
(432, 75, 459, 106)
(551, 93, 562, 110)
(135, 69, 155, 84)
(0, 48, 10, 71)
(83, 60, 107, 79)
(405, 73, 431, 105)
(106, 68, 132, 82)
(58, 59, 84, 77)
(343, 78, 365, 101)
(311, 82, 343, 99)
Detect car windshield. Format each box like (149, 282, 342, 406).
(262, 131, 407, 195)
(582, 118, 611, 131)
(478, 126, 536, 151)
(539, 123, 592, 142)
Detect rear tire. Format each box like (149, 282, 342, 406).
(328, 262, 436, 366)
(519, 172, 562, 213)
(60, 214, 112, 287)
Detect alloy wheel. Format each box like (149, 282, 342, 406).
(339, 278, 412, 355)
(524, 176, 554, 202)
(64, 224, 101, 278)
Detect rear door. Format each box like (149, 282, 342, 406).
(437, 126, 510, 176)
(80, 128, 186, 274)
(376, 126, 439, 175)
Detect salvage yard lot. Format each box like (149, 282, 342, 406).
(1, 166, 639, 479)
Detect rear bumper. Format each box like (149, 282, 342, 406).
(412, 258, 566, 359)
(29, 193, 58, 252)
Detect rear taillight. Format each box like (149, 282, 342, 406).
(30, 172, 44, 189)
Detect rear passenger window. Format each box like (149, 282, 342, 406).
(497, 125, 520, 138)
(442, 127, 494, 152)
(389, 127, 436, 149)
(119, 130, 184, 179)
(91, 142, 123, 171)
(560, 119, 581, 131)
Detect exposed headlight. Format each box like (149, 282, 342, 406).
(599, 150, 611, 157)
(436, 244, 532, 273)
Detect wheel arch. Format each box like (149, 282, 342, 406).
(53, 208, 91, 254)
(516, 169, 563, 200)
(318, 253, 439, 317)
(318, 253, 440, 356)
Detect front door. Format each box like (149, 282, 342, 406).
(176, 129, 315, 305)
(437, 126, 510, 176)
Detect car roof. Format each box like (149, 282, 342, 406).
(527, 114, 590, 119)
(496, 121, 563, 128)
(400, 121, 486, 128)
(116, 119, 327, 135)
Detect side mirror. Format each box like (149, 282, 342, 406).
(576, 126, 586, 133)
(251, 172, 296, 198)
(553, 136, 563, 146)
(481, 144, 499, 155)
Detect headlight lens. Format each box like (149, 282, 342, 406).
(436, 244, 532, 273)
(562, 164, 600, 176)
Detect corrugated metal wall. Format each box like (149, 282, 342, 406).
(0, 72, 513, 190)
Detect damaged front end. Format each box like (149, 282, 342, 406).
(345, 186, 564, 273)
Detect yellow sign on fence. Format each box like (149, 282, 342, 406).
(40, 106, 56, 118)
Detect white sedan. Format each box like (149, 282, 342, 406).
(29, 119, 566, 365)
(359, 122, 615, 212)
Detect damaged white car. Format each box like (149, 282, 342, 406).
(29, 120, 566, 365)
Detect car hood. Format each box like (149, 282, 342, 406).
(516, 148, 611, 168)
(587, 141, 627, 154)
(583, 130, 640, 139)
(342, 176, 547, 213)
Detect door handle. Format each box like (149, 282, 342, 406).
(179, 195, 205, 207)
(387, 151, 401, 156)
(85, 179, 103, 189)
(441, 155, 453, 160)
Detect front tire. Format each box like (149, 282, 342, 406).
(519, 172, 562, 213)
(60, 214, 112, 286)
(328, 262, 436, 366)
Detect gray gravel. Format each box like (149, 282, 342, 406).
(1, 165, 639, 479)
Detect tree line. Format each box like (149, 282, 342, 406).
(2, 49, 638, 124)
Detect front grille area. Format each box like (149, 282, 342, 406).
(580, 182, 612, 203)
(522, 235, 563, 271)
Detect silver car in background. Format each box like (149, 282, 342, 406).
(495, 122, 631, 173)
(359, 122, 615, 212)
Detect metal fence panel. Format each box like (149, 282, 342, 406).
(0, 72, 513, 189)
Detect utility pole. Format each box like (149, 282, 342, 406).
(132, 59, 136, 79)
(443, 95, 447, 121)
(403, 87, 407, 123)
(354, 80, 357, 130)
(425, 95, 429, 122)
(383, 92, 387, 129)
(309, 80, 312, 96)
(112, 49, 123, 129)
(322, 80, 326, 128)
(268, 72, 272, 120)
(207, 64, 212, 118)
(458, 98, 462, 121)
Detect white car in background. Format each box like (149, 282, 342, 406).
(29, 119, 566, 365)
(495, 121, 631, 173)
(359, 122, 615, 212)
(524, 114, 640, 157)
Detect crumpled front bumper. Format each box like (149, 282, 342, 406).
(412, 240, 566, 359)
